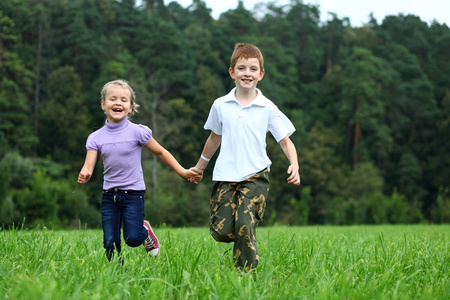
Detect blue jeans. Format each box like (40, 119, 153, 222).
(101, 189, 147, 261)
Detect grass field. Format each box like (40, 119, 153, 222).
(1, 225, 449, 299)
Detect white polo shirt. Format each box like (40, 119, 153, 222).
(204, 88, 295, 182)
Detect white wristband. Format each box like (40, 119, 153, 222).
(200, 154, 210, 162)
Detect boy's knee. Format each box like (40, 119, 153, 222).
(210, 228, 234, 243)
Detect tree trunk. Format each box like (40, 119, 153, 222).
(353, 98, 362, 167)
(151, 89, 159, 203)
(326, 45, 332, 74)
(326, 22, 334, 74)
(33, 10, 44, 155)
(149, 75, 168, 203)
(408, 98, 422, 146)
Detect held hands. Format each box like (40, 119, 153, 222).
(185, 167, 203, 184)
(287, 165, 301, 186)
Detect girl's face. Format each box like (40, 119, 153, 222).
(229, 57, 264, 91)
(101, 86, 133, 124)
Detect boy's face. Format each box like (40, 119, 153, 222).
(229, 57, 264, 91)
(101, 86, 133, 124)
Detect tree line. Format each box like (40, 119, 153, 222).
(1, 0, 449, 228)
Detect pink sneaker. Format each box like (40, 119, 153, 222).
(143, 220, 160, 257)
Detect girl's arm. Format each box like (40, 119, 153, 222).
(145, 138, 200, 182)
(78, 150, 98, 184)
(279, 136, 301, 185)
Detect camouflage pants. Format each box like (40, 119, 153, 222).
(210, 169, 270, 271)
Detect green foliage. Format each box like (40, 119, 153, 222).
(285, 0, 324, 83)
(0, 0, 449, 226)
(340, 47, 393, 164)
(325, 197, 357, 225)
(397, 150, 423, 195)
(375, 190, 425, 224)
(143, 161, 209, 227)
(326, 189, 425, 225)
(256, 37, 300, 108)
(0, 151, 33, 189)
(8, 170, 89, 228)
(0, 11, 34, 90)
(217, 1, 258, 40)
(297, 123, 349, 223)
(32, 156, 69, 178)
(430, 187, 450, 223)
(290, 186, 313, 225)
(0, 79, 36, 155)
(183, 23, 223, 74)
(12, 170, 58, 225)
(428, 91, 450, 192)
(0, 194, 20, 226)
(37, 66, 91, 169)
(0, 151, 33, 226)
(343, 162, 384, 200)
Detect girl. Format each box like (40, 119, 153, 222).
(78, 79, 200, 261)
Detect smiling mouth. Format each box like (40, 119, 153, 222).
(112, 108, 123, 112)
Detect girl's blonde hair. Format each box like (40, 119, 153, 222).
(101, 79, 139, 115)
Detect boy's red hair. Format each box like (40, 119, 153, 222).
(230, 43, 264, 71)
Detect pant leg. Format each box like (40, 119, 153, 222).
(120, 190, 148, 247)
(210, 169, 270, 271)
(234, 169, 270, 271)
(209, 181, 238, 243)
(102, 190, 122, 261)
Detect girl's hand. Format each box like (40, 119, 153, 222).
(78, 150, 97, 184)
(186, 167, 203, 184)
(78, 170, 92, 184)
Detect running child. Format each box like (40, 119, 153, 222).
(191, 43, 301, 271)
(78, 79, 200, 261)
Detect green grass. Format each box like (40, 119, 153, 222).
(1, 225, 449, 299)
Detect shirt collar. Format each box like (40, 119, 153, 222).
(105, 117, 129, 132)
(224, 88, 269, 107)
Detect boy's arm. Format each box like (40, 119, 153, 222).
(279, 136, 301, 185)
(144, 138, 200, 182)
(78, 150, 98, 184)
(192, 131, 222, 173)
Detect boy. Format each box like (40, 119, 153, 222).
(191, 43, 300, 271)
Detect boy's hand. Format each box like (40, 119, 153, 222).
(286, 165, 300, 185)
(185, 168, 203, 184)
(187, 167, 203, 184)
(78, 171, 92, 184)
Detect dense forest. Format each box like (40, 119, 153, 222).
(1, 0, 449, 228)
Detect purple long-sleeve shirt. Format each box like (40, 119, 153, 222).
(86, 117, 152, 190)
